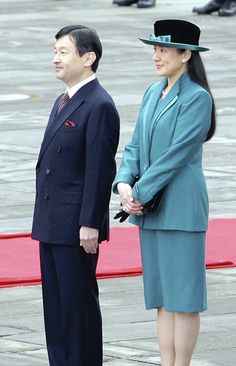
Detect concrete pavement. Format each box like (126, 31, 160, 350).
(0, 0, 236, 365)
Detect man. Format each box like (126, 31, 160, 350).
(31, 25, 120, 366)
(192, 0, 236, 16)
(113, 0, 156, 8)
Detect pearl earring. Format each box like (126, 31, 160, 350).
(182, 59, 186, 63)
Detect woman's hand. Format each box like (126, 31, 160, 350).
(117, 182, 143, 215)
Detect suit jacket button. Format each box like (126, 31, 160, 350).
(36, 168, 40, 173)
(57, 147, 62, 153)
(44, 193, 49, 200)
(45, 169, 51, 175)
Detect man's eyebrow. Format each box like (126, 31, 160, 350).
(54, 46, 71, 50)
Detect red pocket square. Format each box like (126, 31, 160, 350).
(65, 120, 76, 127)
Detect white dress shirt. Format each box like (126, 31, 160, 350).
(67, 74, 96, 99)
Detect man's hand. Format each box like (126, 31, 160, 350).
(79, 226, 99, 254)
(117, 182, 143, 215)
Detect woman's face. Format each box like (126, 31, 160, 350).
(152, 46, 188, 79)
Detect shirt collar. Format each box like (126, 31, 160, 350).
(67, 74, 96, 99)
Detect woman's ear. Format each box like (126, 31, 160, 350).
(182, 50, 192, 63)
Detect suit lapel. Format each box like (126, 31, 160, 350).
(142, 79, 165, 163)
(143, 78, 180, 164)
(44, 95, 63, 133)
(38, 79, 98, 163)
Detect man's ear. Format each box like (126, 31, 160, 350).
(84, 52, 96, 68)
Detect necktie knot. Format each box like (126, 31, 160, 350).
(57, 92, 70, 115)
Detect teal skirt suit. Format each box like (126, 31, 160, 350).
(113, 73, 212, 313)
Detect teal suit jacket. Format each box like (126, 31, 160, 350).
(113, 73, 212, 232)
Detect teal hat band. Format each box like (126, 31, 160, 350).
(139, 33, 209, 52)
(149, 34, 171, 42)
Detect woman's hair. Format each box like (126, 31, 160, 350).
(55, 25, 102, 72)
(178, 49, 216, 141)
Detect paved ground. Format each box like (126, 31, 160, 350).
(0, 0, 236, 365)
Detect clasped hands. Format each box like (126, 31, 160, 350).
(117, 182, 143, 216)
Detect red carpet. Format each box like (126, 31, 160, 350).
(0, 219, 235, 288)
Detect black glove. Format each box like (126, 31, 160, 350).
(113, 209, 130, 223)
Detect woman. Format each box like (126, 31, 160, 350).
(113, 19, 216, 366)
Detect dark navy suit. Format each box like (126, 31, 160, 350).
(32, 78, 120, 366)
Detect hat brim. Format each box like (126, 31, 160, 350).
(139, 38, 209, 52)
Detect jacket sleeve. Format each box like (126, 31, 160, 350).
(132, 90, 212, 204)
(112, 83, 155, 193)
(79, 100, 120, 229)
(112, 120, 140, 193)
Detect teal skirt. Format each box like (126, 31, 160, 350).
(139, 229, 207, 313)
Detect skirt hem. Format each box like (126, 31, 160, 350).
(145, 304, 207, 313)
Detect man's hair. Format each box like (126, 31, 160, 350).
(55, 25, 102, 72)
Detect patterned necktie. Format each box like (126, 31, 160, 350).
(56, 92, 70, 115)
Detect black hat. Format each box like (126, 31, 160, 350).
(139, 19, 209, 52)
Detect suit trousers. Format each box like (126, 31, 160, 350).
(39, 242, 102, 366)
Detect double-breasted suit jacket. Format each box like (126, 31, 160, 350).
(32, 78, 120, 245)
(113, 73, 212, 232)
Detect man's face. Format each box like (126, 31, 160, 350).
(53, 35, 88, 87)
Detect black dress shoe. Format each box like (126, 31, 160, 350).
(192, 0, 224, 14)
(113, 0, 137, 5)
(218, 0, 236, 15)
(137, 0, 156, 8)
